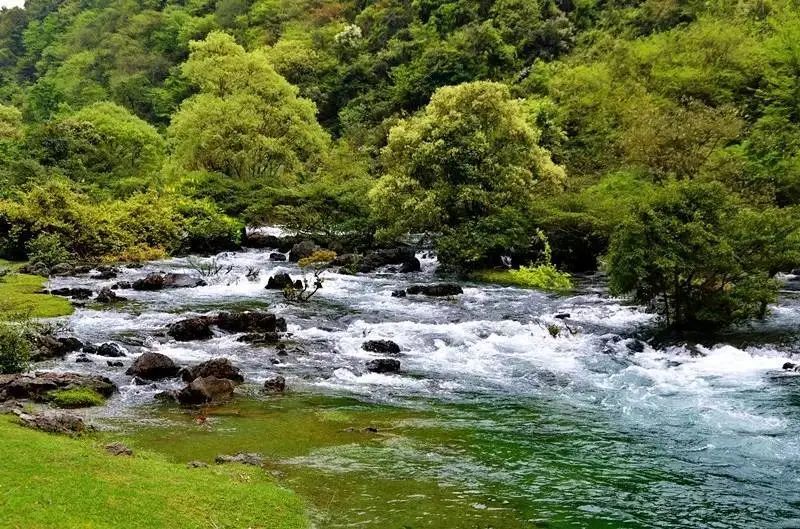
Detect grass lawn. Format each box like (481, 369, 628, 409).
(0, 415, 310, 529)
(0, 273, 73, 319)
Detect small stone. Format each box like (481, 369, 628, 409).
(263, 375, 286, 393)
(187, 461, 208, 468)
(215, 453, 263, 466)
(105, 442, 133, 456)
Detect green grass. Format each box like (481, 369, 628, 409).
(0, 273, 73, 319)
(0, 415, 310, 529)
(472, 264, 573, 292)
(47, 388, 106, 409)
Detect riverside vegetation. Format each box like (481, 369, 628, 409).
(2, 1, 800, 528)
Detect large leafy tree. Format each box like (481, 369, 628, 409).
(168, 31, 329, 183)
(371, 81, 565, 270)
(607, 180, 800, 329)
(27, 101, 165, 193)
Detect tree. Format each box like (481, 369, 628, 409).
(28, 101, 165, 193)
(168, 31, 329, 183)
(371, 81, 565, 270)
(606, 180, 798, 329)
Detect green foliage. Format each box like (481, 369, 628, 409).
(606, 181, 795, 328)
(371, 81, 565, 271)
(47, 388, 106, 408)
(168, 31, 329, 183)
(0, 322, 31, 374)
(25, 233, 71, 268)
(474, 265, 573, 292)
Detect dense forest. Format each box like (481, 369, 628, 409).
(1, 0, 800, 329)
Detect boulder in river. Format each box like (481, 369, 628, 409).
(782, 362, 800, 372)
(289, 240, 319, 262)
(263, 375, 286, 393)
(168, 317, 213, 341)
(362, 340, 401, 356)
(391, 289, 407, 298)
(406, 284, 463, 297)
(96, 342, 126, 357)
(32, 335, 84, 360)
(96, 287, 125, 303)
(126, 352, 180, 380)
(50, 287, 93, 300)
(214, 311, 287, 333)
(176, 376, 235, 405)
(0, 372, 116, 401)
(365, 358, 401, 374)
(180, 358, 244, 384)
(269, 252, 287, 262)
(243, 232, 297, 251)
(91, 269, 118, 280)
(266, 273, 302, 290)
(132, 273, 206, 291)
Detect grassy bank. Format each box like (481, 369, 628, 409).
(0, 415, 310, 529)
(0, 272, 73, 319)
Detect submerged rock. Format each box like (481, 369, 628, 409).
(391, 289, 407, 298)
(362, 340, 401, 356)
(176, 376, 235, 405)
(263, 375, 286, 393)
(406, 284, 463, 297)
(126, 352, 180, 380)
(365, 358, 401, 374)
(215, 452, 263, 466)
(180, 358, 244, 384)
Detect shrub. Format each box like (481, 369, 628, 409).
(25, 233, 72, 268)
(474, 264, 573, 292)
(0, 323, 31, 374)
(47, 388, 106, 409)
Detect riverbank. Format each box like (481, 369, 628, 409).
(0, 414, 310, 529)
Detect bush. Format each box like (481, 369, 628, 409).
(0, 323, 31, 374)
(474, 264, 573, 292)
(606, 181, 787, 329)
(25, 233, 72, 268)
(46, 388, 106, 408)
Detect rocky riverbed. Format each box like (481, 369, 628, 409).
(11, 236, 800, 528)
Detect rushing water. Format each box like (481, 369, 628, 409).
(42, 245, 800, 528)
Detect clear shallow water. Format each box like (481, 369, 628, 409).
(44, 248, 800, 528)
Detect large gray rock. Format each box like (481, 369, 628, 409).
(126, 352, 180, 380)
(406, 284, 463, 297)
(180, 358, 243, 383)
(15, 410, 87, 435)
(176, 376, 235, 405)
(289, 240, 319, 262)
(365, 358, 401, 373)
(168, 317, 213, 341)
(0, 372, 116, 401)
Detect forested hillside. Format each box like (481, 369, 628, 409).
(1, 0, 800, 328)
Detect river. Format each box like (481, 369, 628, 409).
(41, 244, 800, 528)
